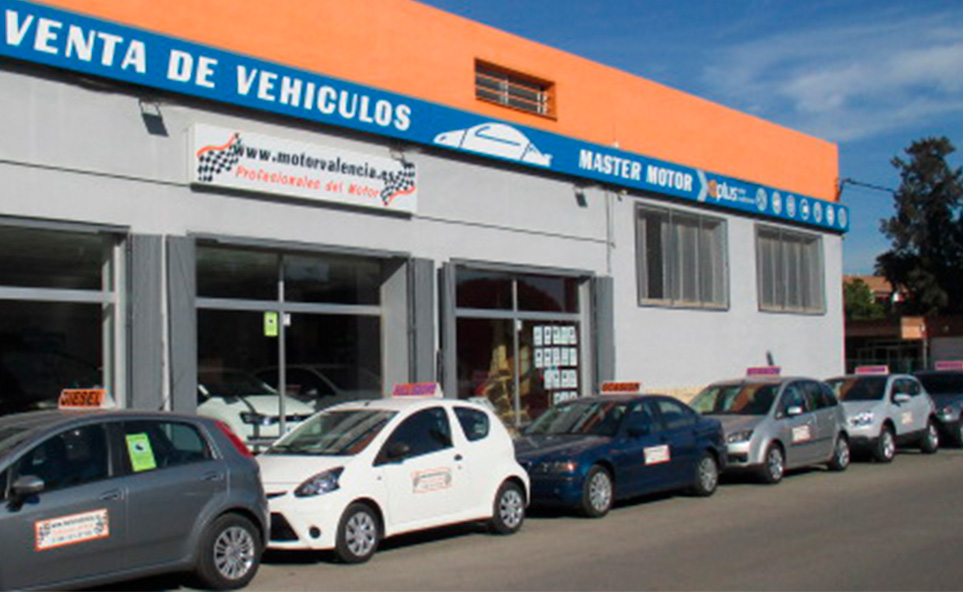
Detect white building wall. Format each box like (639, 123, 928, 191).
(0, 65, 846, 395)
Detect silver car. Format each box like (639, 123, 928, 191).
(826, 372, 939, 462)
(0, 409, 267, 591)
(690, 376, 850, 484)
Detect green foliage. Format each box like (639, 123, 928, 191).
(843, 278, 886, 320)
(876, 137, 963, 315)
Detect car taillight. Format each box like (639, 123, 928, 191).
(214, 420, 254, 458)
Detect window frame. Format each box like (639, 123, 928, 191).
(474, 60, 556, 119)
(755, 224, 826, 314)
(635, 204, 729, 309)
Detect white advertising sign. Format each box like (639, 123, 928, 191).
(191, 124, 417, 213)
(35, 509, 110, 551)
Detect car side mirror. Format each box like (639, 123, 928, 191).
(894, 393, 911, 404)
(786, 405, 804, 417)
(11, 475, 44, 502)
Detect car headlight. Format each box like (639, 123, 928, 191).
(727, 430, 753, 444)
(939, 406, 956, 420)
(850, 411, 874, 427)
(295, 467, 344, 498)
(240, 412, 279, 426)
(534, 460, 577, 474)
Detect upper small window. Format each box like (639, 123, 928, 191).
(475, 61, 554, 118)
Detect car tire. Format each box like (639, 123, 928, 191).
(827, 434, 850, 472)
(194, 513, 262, 590)
(489, 480, 525, 535)
(920, 419, 939, 454)
(955, 421, 963, 448)
(335, 503, 381, 564)
(873, 425, 896, 463)
(580, 465, 614, 518)
(759, 443, 785, 485)
(690, 453, 719, 497)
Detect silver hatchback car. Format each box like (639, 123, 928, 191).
(0, 409, 267, 591)
(690, 375, 850, 484)
(826, 369, 939, 462)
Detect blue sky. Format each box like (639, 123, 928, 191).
(418, 0, 963, 275)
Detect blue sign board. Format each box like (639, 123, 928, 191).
(0, 0, 848, 232)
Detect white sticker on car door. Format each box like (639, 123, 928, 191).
(792, 425, 812, 443)
(644, 444, 671, 465)
(35, 509, 110, 551)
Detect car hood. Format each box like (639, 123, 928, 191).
(708, 415, 765, 436)
(257, 454, 347, 487)
(514, 434, 609, 461)
(842, 401, 884, 417)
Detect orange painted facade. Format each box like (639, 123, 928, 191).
(40, 0, 839, 201)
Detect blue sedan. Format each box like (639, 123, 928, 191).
(515, 394, 726, 518)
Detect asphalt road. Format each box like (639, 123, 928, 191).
(126, 448, 963, 591)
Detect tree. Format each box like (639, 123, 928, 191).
(843, 278, 886, 320)
(876, 137, 963, 315)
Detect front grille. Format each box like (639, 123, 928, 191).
(270, 512, 298, 542)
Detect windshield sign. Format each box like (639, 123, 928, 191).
(690, 384, 778, 415)
(265, 409, 396, 456)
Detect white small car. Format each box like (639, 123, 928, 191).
(257, 387, 529, 563)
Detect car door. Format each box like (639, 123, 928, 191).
(650, 397, 700, 489)
(116, 419, 228, 568)
(374, 407, 468, 533)
(803, 381, 837, 460)
(775, 382, 819, 467)
(891, 377, 929, 437)
(612, 400, 674, 496)
(0, 422, 127, 591)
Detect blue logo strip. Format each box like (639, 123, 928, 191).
(0, 0, 848, 232)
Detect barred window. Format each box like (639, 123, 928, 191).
(636, 205, 728, 308)
(475, 61, 554, 117)
(756, 226, 824, 313)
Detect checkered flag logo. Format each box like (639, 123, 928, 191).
(380, 161, 416, 206)
(196, 133, 243, 182)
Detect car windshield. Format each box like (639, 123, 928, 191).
(916, 373, 963, 395)
(826, 377, 886, 401)
(264, 409, 396, 456)
(524, 400, 628, 437)
(690, 383, 778, 415)
(198, 370, 277, 398)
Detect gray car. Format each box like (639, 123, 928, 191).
(915, 368, 963, 447)
(826, 371, 939, 462)
(690, 376, 850, 484)
(0, 409, 267, 591)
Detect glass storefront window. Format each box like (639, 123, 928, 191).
(283, 254, 382, 305)
(454, 267, 585, 427)
(196, 246, 386, 447)
(0, 226, 109, 290)
(517, 275, 579, 312)
(456, 270, 512, 310)
(197, 246, 279, 301)
(0, 301, 104, 414)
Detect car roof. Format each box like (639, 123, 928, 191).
(828, 373, 913, 381)
(325, 397, 488, 413)
(0, 409, 212, 432)
(705, 376, 812, 388)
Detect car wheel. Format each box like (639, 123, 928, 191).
(335, 503, 380, 564)
(827, 434, 850, 472)
(759, 443, 784, 485)
(921, 419, 939, 454)
(955, 421, 963, 448)
(489, 480, 525, 535)
(873, 425, 896, 463)
(580, 465, 613, 518)
(690, 453, 719, 497)
(194, 513, 261, 590)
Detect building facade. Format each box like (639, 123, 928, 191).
(0, 0, 846, 426)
